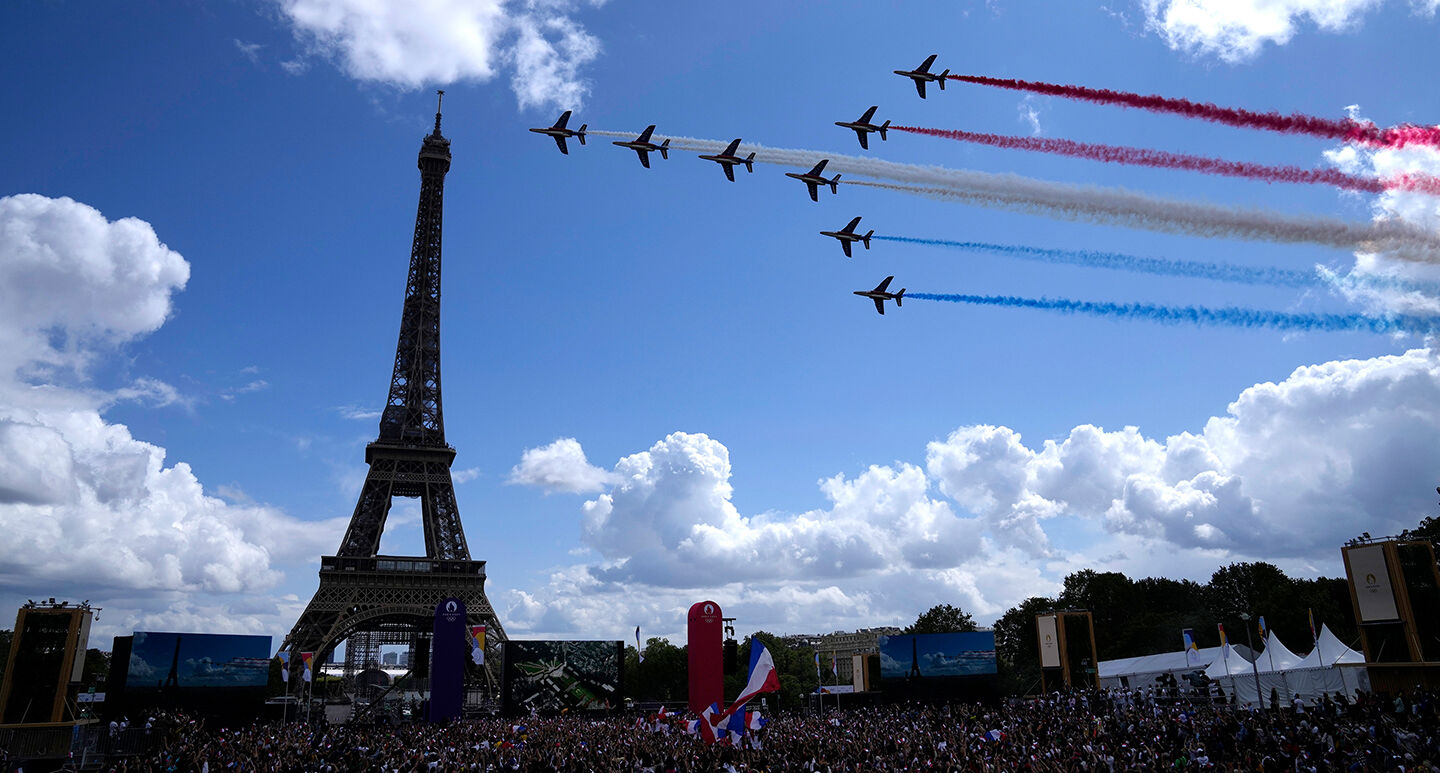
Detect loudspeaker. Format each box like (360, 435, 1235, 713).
(723, 639, 738, 675)
(414, 643, 430, 678)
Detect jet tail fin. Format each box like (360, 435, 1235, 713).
(895, 289, 905, 307)
(577, 125, 588, 145)
(938, 70, 949, 88)
(659, 138, 670, 160)
(744, 152, 755, 173)
(863, 229, 874, 249)
(879, 120, 889, 141)
(828, 174, 840, 194)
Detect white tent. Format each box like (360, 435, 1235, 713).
(1209, 625, 1369, 706)
(1255, 631, 1303, 672)
(1292, 624, 1364, 669)
(1098, 645, 1224, 689)
(1204, 643, 1257, 680)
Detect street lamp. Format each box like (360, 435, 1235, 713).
(1238, 612, 1263, 710)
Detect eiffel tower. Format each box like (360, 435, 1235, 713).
(282, 92, 505, 683)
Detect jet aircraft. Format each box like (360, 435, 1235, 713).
(529, 111, 587, 154)
(698, 139, 756, 182)
(820, 217, 874, 258)
(785, 159, 841, 202)
(835, 106, 890, 150)
(854, 275, 905, 315)
(893, 54, 949, 99)
(611, 125, 670, 168)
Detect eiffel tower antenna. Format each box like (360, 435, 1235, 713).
(283, 97, 505, 692)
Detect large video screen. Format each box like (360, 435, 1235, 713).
(501, 640, 622, 713)
(125, 632, 272, 690)
(878, 632, 998, 679)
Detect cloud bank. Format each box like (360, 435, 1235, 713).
(507, 348, 1440, 638)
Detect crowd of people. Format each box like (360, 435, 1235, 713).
(59, 687, 1440, 771)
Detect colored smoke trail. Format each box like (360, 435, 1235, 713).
(874, 235, 1316, 287)
(946, 75, 1440, 149)
(907, 292, 1440, 335)
(879, 235, 1440, 295)
(844, 180, 1440, 260)
(892, 126, 1440, 197)
(588, 129, 1440, 258)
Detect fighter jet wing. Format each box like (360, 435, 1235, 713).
(857, 132, 869, 150)
(721, 138, 742, 156)
(917, 54, 937, 74)
(873, 276, 894, 293)
(842, 241, 853, 258)
(859, 105, 879, 123)
(807, 181, 819, 202)
(722, 164, 735, 182)
(637, 125, 655, 143)
(914, 80, 927, 99)
(553, 110, 572, 129)
(637, 150, 650, 168)
(554, 136, 569, 155)
(874, 297, 886, 315)
(841, 216, 862, 233)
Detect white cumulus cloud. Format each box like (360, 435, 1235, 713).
(509, 437, 616, 493)
(1141, 0, 1405, 61)
(274, 0, 603, 111)
(0, 195, 345, 614)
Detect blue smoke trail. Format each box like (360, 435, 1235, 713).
(874, 235, 1313, 288)
(907, 292, 1440, 334)
(876, 235, 1440, 295)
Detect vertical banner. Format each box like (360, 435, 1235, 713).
(1347, 544, 1401, 622)
(1182, 629, 1198, 665)
(1036, 614, 1060, 668)
(687, 600, 723, 715)
(430, 597, 466, 722)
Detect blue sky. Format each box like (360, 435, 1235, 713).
(3, 0, 1440, 649)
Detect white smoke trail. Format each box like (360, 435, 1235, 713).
(588, 130, 1440, 259)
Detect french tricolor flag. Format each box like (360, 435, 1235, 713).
(723, 638, 780, 717)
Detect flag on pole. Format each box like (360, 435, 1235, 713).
(1257, 616, 1268, 640)
(300, 651, 314, 683)
(635, 625, 645, 664)
(277, 651, 290, 682)
(831, 652, 839, 678)
(1181, 629, 1198, 666)
(1216, 623, 1228, 648)
(467, 625, 486, 665)
(724, 638, 781, 717)
(814, 651, 821, 681)
(1308, 608, 1318, 643)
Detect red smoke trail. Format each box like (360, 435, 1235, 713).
(892, 126, 1440, 197)
(947, 75, 1440, 149)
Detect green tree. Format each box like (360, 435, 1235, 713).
(905, 604, 977, 634)
(624, 637, 686, 702)
(1058, 570, 1135, 659)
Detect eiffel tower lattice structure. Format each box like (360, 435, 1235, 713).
(281, 92, 506, 688)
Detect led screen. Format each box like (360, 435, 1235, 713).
(877, 632, 998, 679)
(501, 640, 622, 713)
(125, 632, 272, 690)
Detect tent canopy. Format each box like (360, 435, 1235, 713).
(1256, 631, 1303, 672)
(1293, 624, 1364, 669)
(1205, 643, 1259, 680)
